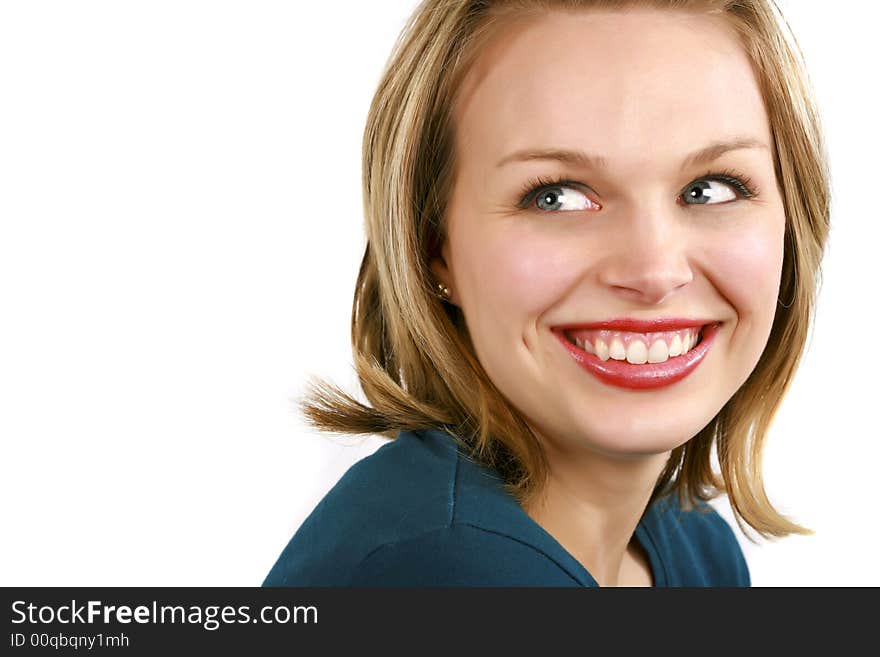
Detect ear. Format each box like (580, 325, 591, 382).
(429, 241, 458, 307)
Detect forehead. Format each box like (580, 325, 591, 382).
(454, 8, 771, 169)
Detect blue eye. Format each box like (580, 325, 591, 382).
(682, 175, 756, 205)
(518, 178, 600, 212)
(534, 185, 596, 212)
(517, 169, 758, 212)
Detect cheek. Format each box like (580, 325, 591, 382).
(456, 222, 578, 318)
(707, 213, 785, 329)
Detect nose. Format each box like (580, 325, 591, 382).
(595, 209, 693, 306)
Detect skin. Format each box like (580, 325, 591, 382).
(430, 8, 786, 586)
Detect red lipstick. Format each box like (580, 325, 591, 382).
(556, 317, 713, 332)
(554, 321, 722, 390)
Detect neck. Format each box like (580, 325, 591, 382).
(522, 437, 671, 587)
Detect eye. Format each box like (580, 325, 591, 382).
(535, 186, 594, 212)
(682, 179, 736, 205)
(680, 170, 758, 206)
(517, 169, 758, 213)
(518, 177, 600, 212)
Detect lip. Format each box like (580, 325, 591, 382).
(553, 321, 723, 391)
(555, 317, 714, 332)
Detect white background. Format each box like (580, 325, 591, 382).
(1, 0, 876, 586)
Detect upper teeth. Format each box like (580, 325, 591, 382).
(571, 327, 702, 364)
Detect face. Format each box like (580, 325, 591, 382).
(431, 9, 786, 460)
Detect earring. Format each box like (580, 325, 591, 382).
(436, 282, 451, 301)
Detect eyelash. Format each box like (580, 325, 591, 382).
(516, 168, 760, 211)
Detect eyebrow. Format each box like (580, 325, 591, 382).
(495, 137, 769, 170)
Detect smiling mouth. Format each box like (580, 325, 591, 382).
(561, 325, 707, 365)
(554, 322, 721, 390)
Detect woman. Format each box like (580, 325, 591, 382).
(264, 0, 829, 587)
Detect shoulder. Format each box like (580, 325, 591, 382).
(643, 493, 750, 587)
(350, 524, 582, 586)
(263, 428, 579, 586)
(263, 429, 455, 586)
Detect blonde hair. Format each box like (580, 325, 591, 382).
(301, 0, 830, 540)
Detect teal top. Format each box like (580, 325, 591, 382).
(263, 428, 749, 587)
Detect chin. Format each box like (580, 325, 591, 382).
(548, 410, 711, 459)
(583, 429, 689, 459)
